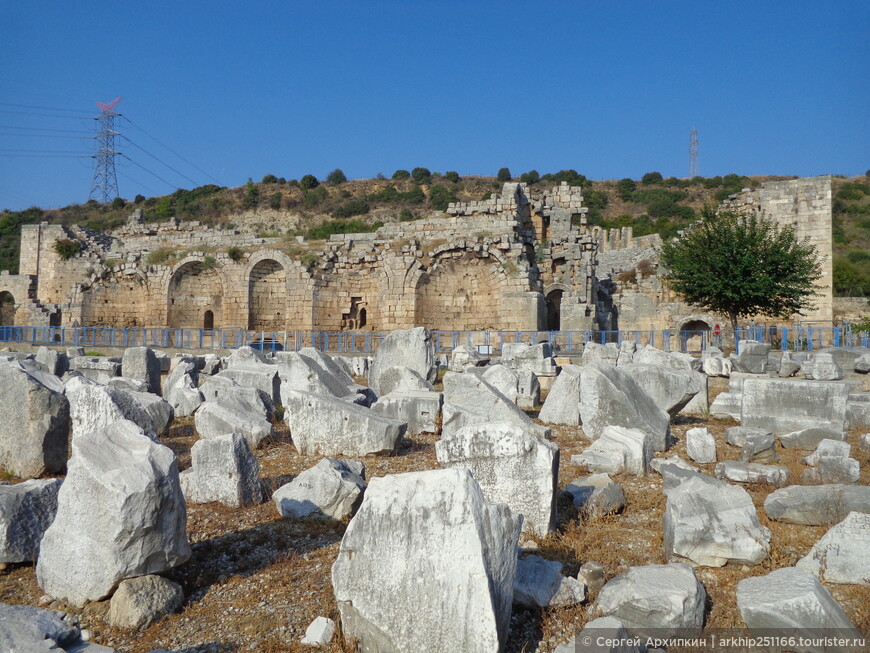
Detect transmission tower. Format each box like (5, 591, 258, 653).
(689, 127, 699, 177)
(89, 96, 122, 203)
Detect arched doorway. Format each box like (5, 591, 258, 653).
(679, 318, 712, 352)
(546, 289, 563, 331)
(204, 310, 214, 330)
(167, 261, 223, 328)
(248, 259, 287, 331)
(0, 291, 15, 326)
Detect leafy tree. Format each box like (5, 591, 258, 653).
(112, 197, 126, 209)
(332, 199, 370, 219)
(520, 170, 540, 184)
(641, 171, 663, 185)
(300, 174, 319, 190)
(242, 178, 259, 209)
(53, 239, 80, 260)
(428, 185, 456, 212)
(659, 207, 822, 330)
(327, 168, 348, 185)
(133, 194, 146, 204)
(392, 169, 410, 180)
(269, 192, 282, 210)
(411, 167, 432, 184)
(542, 169, 587, 186)
(444, 171, 460, 183)
(497, 167, 512, 182)
(616, 178, 636, 201)
(261, 174, 278, 184)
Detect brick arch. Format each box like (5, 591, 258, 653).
(166, 257, 226, 329)
(414, 248, 513, 331)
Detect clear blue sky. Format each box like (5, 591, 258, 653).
(1, 1, 867, 211)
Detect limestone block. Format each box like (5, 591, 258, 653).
(801, 456, 860, 484)
(70, 356, 121, 384)
(555, 616, 641, 653)
(36, 420, 190, 606)
(780, 426, 846, 450)
(796, 511, 870, 585)
(284, 389, 404, 457)
(273, 458, 366, 521)
(620, 364, 700, 418)
(715, 461, 789, 485)
(581, 342, 619, 366)
(164, 359, 203, 418)
(301, 616, 336, 646)
(740, 378, 850, 434)
(481, 365, 519, 403)
(108, 575, 184, 629)
(121, 347, 162, 395)
(0, 604, 84, 652)
(801, 352, 844, 381)
(731, 340, 771, 374)
(740, 430, 778, 463)
(180, 433, 263, 507)
(368, 327, 436, 396)
(764, 485, 870, 525)
(0, 362, 69, 478)
(34, 346, 68, 377)
(565, 473, 625, 516)
(371, 390, 441, 435)
(376, 365, 435, 396)
(436, 421, 559, 536)
(686, 427, 716, 464)
(572, 426, 653, 476)
(0, 478, 62, 563)
(538, 364, 581, 425)
(516, 369, 540, 409)
(217, 365, 280, 407)
(194, 394, 273, 450)
(709, 391, 742, 420)
(513, 554, 584, 608)
(331, 468, 521, 652)
(449, 344, 489, 371)
(664, 473, 770, 566)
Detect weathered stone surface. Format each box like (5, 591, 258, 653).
(582, 342, 620, 366)
(855, 353, 870, 373)
(516, 369, 540, 409)
(513, 554, 584, 607)
(121, 347, 162, 395)
(860, 433, 870, 452)
(801, 351, 844, 381)
(436, 421, 558, 536)
(579, 363, 670, 450)
(731, 340, 771, 373)
(285, 389, 405, 457)
(0, 362, 69, 478)
(796, 511, 870, 586)
(737, 567, 861, 643)
(702, 355, 732, 377)
(376, 365, 435, 396)
(194, 391, 273, 450)
(36, 420, 190, 606)
(201, 374, 274, 414)
(277, 352, 365, 406)
(740, 378, 850, 434)
(664, 473, 770, 566)
(127, 390, 173, 437)
(301, 616, 336, 646)
(726, 426, 771, 448)
(70, 356, 121, 384)
(68, 383, 160, 441)
(803, 439, 851, 465)
(780, 426, 847, 450)
(502, 341, 558, 376)
(565, 473, 625, 516)
(331, 468, 521, 653)
(778, 351, 804, 378)
(273, 458, 366, 521)
(449, 344, 489, 371)
(845, 397, 870, 430)
(715, 461, 790, 485)
(481, 364, 519, 403)
(442, 372, 549, 439)
(371, 390, 441, 435)
(801, 455, 860, 484)
(35, 346, 69, 377)
(620, 363, 700, 418)
(764, 484, 870, 525)
(0, 603, 82, 652)
(108, 575, 184, 629)
(740, 430, 778, 463)
(538, 364, 581, 425)
(225, 345, 266, 368)
(572, 426, 653, 476)
(217, 365, 281, 407)
(180, 433, 263, 508)
(578, 561, 606, 594)
(595, 563, 706, 638)
(163, 359, 203, 418)
(555, 616, 641, 653)
(686, 427, 716, 464)
(709, 391, 742, 420)
(106, 377, 148, 393)
(650, 455, 698, 476)
(0, 478, 62, 563)
(368, 327, 436, 396)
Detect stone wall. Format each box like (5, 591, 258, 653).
(833, 297, 869, 321)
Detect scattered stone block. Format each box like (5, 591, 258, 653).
(709, 391, 742, 420)
(578, 561, 606, 595)
(686, 427, 716, 463)
(331, 468, 521, 652)
(301, 616, 335, 646)
(106, 377, 148, 393)
(108, 575, 184, 629)
(565, 473, 625, 516)
(0, 361, 69, 478)
(273, 458, 366, 521)
(664, 473, 770, 566)
(217, 365, 280, 407)
(121, 347, 162, 395)
(0, 478, 62, 563)
(702, 356, 732, 377)
(371, 390, 441, 434)
(796, 511, 870, 585)
(595, 563, 706, 638)
(582, 342, 619, 366)
(368, 327, 436, 396)
(513, 554, 584, 607)
(620, 363, 700, 417)
(779, 426, 846, 450)
(0, 603, 84, 652)
(572, 426, 653, 476)
(538, 364, 581, 425)
(726, 425, 772, 448)
(740, 430, 778, 463)
(68, 383, 161, 441)
(855, 353, 870, 374)
(180, 433, 263, 508)
(164, 359, 203, 418)
(436, 421, 559, 536)
(555, 616, 641, 653)
(70, 356, 121, 384)
(801, 352, 844, 381)
(36, 420, 190, 606)
(801, 456, 860, 484)
(502, 341, 558, 376)
(714, 461, 789, 485)
(731, 340, 771, 374)
(285, 389, 404, 457)
(764, 484, 870, 525)
(34, 346, 68, 377)
(516, 369, 540, 409)
(481, 364, 519, 403)
(740, 378, 850, 434)
(737, 567, 861, 641)
(449, 344, 489, 371)
(194, 391, 273, 450)
(376, 365, 434, 396)
(860, 433, 870, 452)
(803, 439, 851, 465)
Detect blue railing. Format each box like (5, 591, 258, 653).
(1, 324, 866, 355)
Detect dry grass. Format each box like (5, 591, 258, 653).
(1, 375, 869, 652)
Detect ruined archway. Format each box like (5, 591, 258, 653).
(0, 291, 15, 326)
(678, 317, 713, 352)
(414, 251, 508, 331)
(546, 289, 563, 331)
(167, 261, 223, 329)
(248, 258, 287, 331)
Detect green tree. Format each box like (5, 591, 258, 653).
(327, 168, 347, 185)
(520, 170, 540, 184)
(242, 178, 259, 209)
(428, 185, 456, 211)
(392, 169, 410, 180)
(497, 167, 512, 182)
(641, 171, 663, 185)
(444, 171, 460, 183)
(112, 197, 126, 209)
(300, 174, 319, 190)
(261, 174, 278, 184)
(411, 167, 432, 184)
(659, 208, 822, 330)
(133, 194, 146, 204)
(616, 177, 636, 200)
(269, 192, 282, 210)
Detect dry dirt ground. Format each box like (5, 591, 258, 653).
(2, 377, 869, 652)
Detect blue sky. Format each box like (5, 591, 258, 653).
(1, 1, 867, 211)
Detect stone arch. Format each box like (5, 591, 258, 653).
(0, 290, 15, 326)
(677, 315, 714, 332)
(248, 258, 288, 331)
(166, 258, 225, 329)
(414, 249, 512, 331)
(677, 315, 714, 352)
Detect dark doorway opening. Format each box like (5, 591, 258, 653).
(546, 289, 562, 331)
(203, 310, 214, 330)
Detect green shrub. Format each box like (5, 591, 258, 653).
(444, 171, 460, 183)
(837, 183, 868, 201)
(497, 167, 512, 182)
(261, 174, 278, 184)
(147, 248, 173, 265)
(401, 185, 425, 204)
(112, 197, 126, 209)
(269, 192, 282, 210)
(847, 250, 870, 263)
(641, 171, 663, 185)
(201, 255, 217, 270)
(367, 185, 399, 203)
(411, 167, 432, 184)
(399, 208, 417, 221)
(307, 218, 383, 240)
(616, 178, 636, 201)
(303, 186, 329, 207)
(300, 174, 319, 190)
(327, 169, 347, 185)
(332, 199, 370, 219)
(242, 179, 259, 209)
(392, 169, 410, 180)
(520, 170, 540, 184)
(428, 185, 456, 212)
(541, 169, 587, 186)
(134, 194, 146, 204)
(227, 246, 244, 262)
(53, 239, 80, 260)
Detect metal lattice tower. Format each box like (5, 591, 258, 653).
(89, 97, 122, 203)
(689, 127, 699, 177)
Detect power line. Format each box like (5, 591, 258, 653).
(0, 102, 90, 115)
(0, 153, 87, 158)
(121, 154, 179, 191)
(122, 116, 221, 185)
(0, 109, 90, 120)
(0, 124, 91, 134)
(0, 131, 90, 140)
(0, 148, 89, 154)
(117, 169, 159, 196)
(122, 135, 200, 187)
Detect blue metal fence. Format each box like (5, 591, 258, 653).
(1, 324, 867, 355)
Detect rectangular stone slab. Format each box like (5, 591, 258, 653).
(740, 378, 849, 434)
